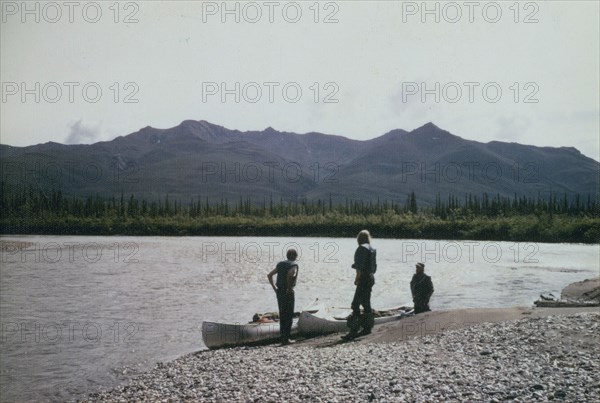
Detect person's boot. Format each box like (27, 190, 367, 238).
(342, 313, 360, 340)
(341, 332, 358, 341)
(357, 328, 371, 337)
(358, 312, 374, 336)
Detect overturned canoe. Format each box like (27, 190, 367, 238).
(202, 319, 297, 349)
(202, 300, 322, 349)
(298, 305, 413, 335)
(534, 299, 600, 308)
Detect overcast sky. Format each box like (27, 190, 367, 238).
(1, 1, 599, 160)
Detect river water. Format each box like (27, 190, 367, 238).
(0, 235, 597, 401)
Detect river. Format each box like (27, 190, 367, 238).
(0, 235, 597, 401)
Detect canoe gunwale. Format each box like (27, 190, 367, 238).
(298, 305, 412, 336)
(201, 301, 323, 349)
(201, 320, 298, 349)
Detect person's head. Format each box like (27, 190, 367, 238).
(416, 262, 425, 274)
(357, 229, 371, 245)
(286, 248, 298, 261)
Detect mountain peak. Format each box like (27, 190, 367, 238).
(174, 119, 231, 142)
(414, 122, 441, 131)
(180, 119, 222, 129)
(378, 128, 409, 140)
(410, 122, 457, 139)
(180, 119, 203, 128)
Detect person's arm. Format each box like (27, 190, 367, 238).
(410, 278, 415, 299)
(352, 246, 361, 269)
(354, 270, 362, 286)
(427, 277, 434, 297)
(286, 265, 297, 294)
(353, 247, 366, 285)
(267, 268, 278, 292)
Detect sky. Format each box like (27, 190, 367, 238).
(1, 0, 599, 160)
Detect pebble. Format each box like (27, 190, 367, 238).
(80, 312, 599, 402)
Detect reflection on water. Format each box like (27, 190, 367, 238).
(0, 235, 597, 401)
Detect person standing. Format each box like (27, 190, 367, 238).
(267, 249, 299, 345)
(410, 262, 434, 314)
(342, 230, 377, 340)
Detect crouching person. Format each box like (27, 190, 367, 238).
(411, 262, 434, 314)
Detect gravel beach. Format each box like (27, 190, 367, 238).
(83, 310, 599, 402)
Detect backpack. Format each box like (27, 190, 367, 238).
(368, 247, 377, 274)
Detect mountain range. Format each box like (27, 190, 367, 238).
(1, 121, 598, 205)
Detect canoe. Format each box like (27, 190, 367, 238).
(534, 299, 600, 308)
(298, 305, 413, 335)
(533, 293, 599, 307)
(202, 300, 322, 349)
(202, 318, 298, 349)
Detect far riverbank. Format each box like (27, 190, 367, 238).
(3, 213, 599, 243)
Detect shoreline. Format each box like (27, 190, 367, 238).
(1, 233, 599, 246)
(82, 307, 599, 402)
(296, 278, 599, 348)
(293, 305, 600, 349)
(3, 214, 599, 244)
(78, 278, 600, 401)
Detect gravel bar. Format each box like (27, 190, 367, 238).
(82, 312, 599, 402)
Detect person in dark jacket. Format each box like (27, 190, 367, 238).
(342, 230, 377, 340)
(268, 249, 299, 345)
(410, 262, 434, 314)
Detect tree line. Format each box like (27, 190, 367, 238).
(1, 182, 597, 220)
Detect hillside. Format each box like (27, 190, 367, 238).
(1, 121, 598, 204)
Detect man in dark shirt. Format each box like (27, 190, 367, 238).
(267, 249, 299, 345)
(342, 230, 377, 340)
(410, 262, 434, 314)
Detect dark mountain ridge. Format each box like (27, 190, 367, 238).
(1, 121, 598, 205)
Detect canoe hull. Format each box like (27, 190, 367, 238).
(298, 307, 411, 335)
(202, 320, 298, 349)
(534, 300, 599, 308)
(201, 300, 322, 349)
